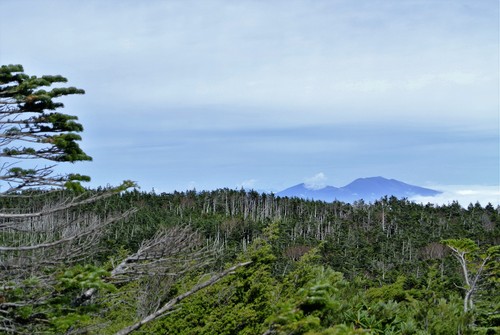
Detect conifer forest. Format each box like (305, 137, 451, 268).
(1, 65, 499, 334)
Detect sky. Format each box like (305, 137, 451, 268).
(1, 0, 499, 205)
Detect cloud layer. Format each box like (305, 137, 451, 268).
(0, 0, 497, 195)
(411, 185, 500, 207)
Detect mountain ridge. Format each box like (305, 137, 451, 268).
(276, 176, 441, 203)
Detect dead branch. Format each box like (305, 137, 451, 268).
(0, 210, 135, 252)
(111, 226, 213, 277)
(75, 225, 218, 306)
(114, 261, 252, 335)
(0, 190, 126, 219)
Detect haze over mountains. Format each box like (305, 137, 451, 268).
(276, 176, 441, 203)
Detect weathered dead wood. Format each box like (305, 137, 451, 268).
(75, 225, 218, 306)
(114, 261, 252, 335)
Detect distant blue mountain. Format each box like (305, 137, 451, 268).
(276, 176, 441, 203)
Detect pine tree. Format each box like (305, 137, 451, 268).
(0, 64, 91, 193)
(0, 65, 136, 334)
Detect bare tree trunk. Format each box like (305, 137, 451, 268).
(114, 261, 252, 335)
(75, 225, 218, 305)
(446, 243, 491, 313)
(0, 189, 136, 332)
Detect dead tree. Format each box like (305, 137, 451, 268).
(75, 225, 220, 309)
(0, 190, 136, 334)
(114, 261, 252, 335)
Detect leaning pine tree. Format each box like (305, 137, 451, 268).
(0, 64, 92, 193)
(0, 64, 136, 334)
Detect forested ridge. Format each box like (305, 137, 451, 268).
(1, 189, 499, 334)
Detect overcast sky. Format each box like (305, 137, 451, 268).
(1, 0, 498, 205)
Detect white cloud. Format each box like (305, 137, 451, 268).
(333, 79, 392, 93)
(237, 179, 257, 189)
(410, 185, 500, 207)
(403, 71, 487, 91)
(304, 173, 328, 190)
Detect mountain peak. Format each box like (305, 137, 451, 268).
(277, 177, 441, 203)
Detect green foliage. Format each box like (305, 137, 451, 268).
(89, 281, 143, 334)
(57, 264, 115, 292)
(2, 188, 499, 334)
(51, 312, 93, 334)
(41, 265, 116, 334)
(268, 265, 347, 335)
(142, 240, 278, 335)
(0, 64, 92, 193)
(442, 238, 479, 254)
(365, 276, 412, 303)
(0, 256, 119, 334)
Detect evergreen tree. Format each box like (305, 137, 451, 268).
(0, 64, 91, 193)
(0, 65, 137, 334)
